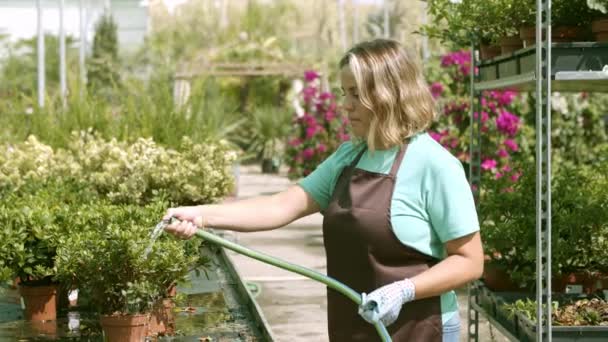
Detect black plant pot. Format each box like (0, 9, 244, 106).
(261, 158, 279, 174)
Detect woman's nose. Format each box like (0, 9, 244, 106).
(342, 98, 354, 112)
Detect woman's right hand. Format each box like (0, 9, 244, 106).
(163, 206, 205, 239)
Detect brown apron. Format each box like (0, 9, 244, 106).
(322, 143, 443, 342)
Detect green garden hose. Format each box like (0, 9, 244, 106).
(192, 228, 392, 342)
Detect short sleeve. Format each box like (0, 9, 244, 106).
(298, 142, 355, 211)
(427, 158, 480, 243)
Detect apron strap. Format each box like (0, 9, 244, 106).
(350, 145, 367, 168)
(389, 143, 409, 177)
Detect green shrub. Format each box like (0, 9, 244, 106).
(55, 199, 199, 315)
(0, 132, 237, 205)
(481, 157, 608, 288)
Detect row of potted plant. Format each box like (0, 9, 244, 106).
(0, 132, 237, 340)
(481, 153, 608, 293)
(477, 283, 608, 340)
(0, 132, 237, 205)
(424, 0, 608, 59)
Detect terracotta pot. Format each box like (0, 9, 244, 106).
(148, 298, 175, 337)
(552, 272, 599, 294)
(100, 313, 149, 342)
(520, 26, 584, 47)
(30, 320, 58, 338)
(499, 35, 523, 55)
(19, 284, 58, 321)
(592, 18, 608, 42)
(480, 44, 501, 60)
(482, 261, 526, 291)
(553, 26, 584, 42)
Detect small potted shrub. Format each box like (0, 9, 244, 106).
(55, 199, 198, 341)
(245, 106, 292, 174)
(423, 0, 522, 58)
(481, 158, 608, 292)
(0, 182, 92, 321)
(518, 0, 596, 46)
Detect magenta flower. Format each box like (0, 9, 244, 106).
(449, 138, 459, 148)
(511, 172, 522, 182)
(504, 139, 519, 152)
(496, 111, 520, 136)
(338, 132, 350, 141)
(481, 159, 498, 170)
(502, 165, 512, 172)
(317, 144, 327, 153)
(495, 172, 503, 179)
(302, 113, 317, 127)
(304, 70, 319, 82)
(302, 148, 315, 160)
(430, 82, 444, 99)
(306, 126, 317, 138)
(497, 149, 509, 158)
(303, 86, 317, 103)
(473, 111, 489, 123)
(429, 131, 443, 142)
(325, 111, 336, 121)
(288, 138, 302, 147)
(319, 92, 335, 100)
(498, 91, 517, 106)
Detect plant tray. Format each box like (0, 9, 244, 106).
(0, 246, 275, 341)
(476, 42, 608, 92)
(516, 312, 608, 342)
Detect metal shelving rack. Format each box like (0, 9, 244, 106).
(466, 0, 608, 341)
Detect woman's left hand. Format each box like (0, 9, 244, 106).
(358, 279, 416, 326)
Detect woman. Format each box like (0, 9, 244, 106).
(164, 39, 484, 342)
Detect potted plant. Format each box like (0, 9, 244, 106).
(55, 199, 199, 341)
(517, 0, 596, 46)
(588, 0, 608, 41)
(502, 297, 608, 340)
(244, 106, 292, 174)
(423, 0, 523, 58)
(481, 158, 608, 292)
(0, 186, 78, 322)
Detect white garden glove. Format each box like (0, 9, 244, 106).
(358, 279, 416, 327)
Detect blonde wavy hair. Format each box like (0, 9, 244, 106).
(339, 39, 437, 151)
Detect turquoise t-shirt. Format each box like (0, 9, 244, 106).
(299, 132, 480, 324)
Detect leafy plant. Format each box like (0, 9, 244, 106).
(588, 0, 608, 13)
(55, 199, 198, 315)
(481, 158, 608, 288)
(87, 13, 120, 94)
(503, 298, 608, 325)
(0, 180, 94, 285)
(244, 106, 292, 162)
(422, 0, 524, 47)
(0, 34, 78, 98)
(503, 298, 559, 323)
(0, 132, 237, 205)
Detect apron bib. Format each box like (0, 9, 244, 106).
(322, 143, 443, 342)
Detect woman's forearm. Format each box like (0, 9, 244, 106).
(199, 186, 318, 232)
(411, 254, 483, 300)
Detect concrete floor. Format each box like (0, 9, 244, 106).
(226, 165, 510, 342)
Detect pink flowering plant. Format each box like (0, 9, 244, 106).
(285, 71, 350, 180)
(426, 50, 530, 185)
